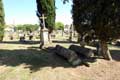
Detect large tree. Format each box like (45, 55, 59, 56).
(36, 0, 55, 48)
(72, 0, 120, 60)
(36, 0, 55, 33)
(0, 0, 5, 41)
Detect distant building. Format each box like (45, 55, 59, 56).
(4, 25, 15, 33)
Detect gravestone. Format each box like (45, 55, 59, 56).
(55, 45, 82, 66)
(39, 14, 49, 49)
(28, 31, 34, 40)
(64, 25, 70, 35)
(4, 26, 15, 40)
(19, 32, 25, 42)
(51, 31, 56, 39)
(69, 45, 94, 58)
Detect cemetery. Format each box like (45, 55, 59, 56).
(0, 0, 120, 80)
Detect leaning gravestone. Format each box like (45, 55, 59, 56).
(55, 45, 82, 66)
(69, 45, 94, 58)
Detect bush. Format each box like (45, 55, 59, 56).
(0, 27, 4, 41)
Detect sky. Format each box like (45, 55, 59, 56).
(3, 0, 72, 25)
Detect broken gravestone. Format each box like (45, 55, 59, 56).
(69, 45, 94, 58)
(55, 45, 81, 66)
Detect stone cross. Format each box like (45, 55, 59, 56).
(39, 14, 47, 29)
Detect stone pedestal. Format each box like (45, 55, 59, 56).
(40, 28, 49, 49)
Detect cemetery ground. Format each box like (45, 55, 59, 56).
(0, 36, 120, 80)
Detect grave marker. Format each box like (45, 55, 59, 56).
(39, 14, 49, 49)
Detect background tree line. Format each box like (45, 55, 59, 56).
(15, 22, 64, 32)
(15, 24, 39, 32)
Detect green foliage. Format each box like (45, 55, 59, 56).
(0, 0, 5, 41)
(72, 0, 120, 42)
(36, 0, 55, 33)
(0, 27, 4, 41)
(55, 22, 64, 30)
(16, 24, 39, 31)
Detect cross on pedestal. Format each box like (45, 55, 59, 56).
(39, 14, 47, 29)
(39, 14, 49, 49)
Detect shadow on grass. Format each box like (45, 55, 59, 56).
(0, 48, 71, 72)
(0, 41, 40, 45)
(0, 44, 119, 73)
(110, 50, 120, 61)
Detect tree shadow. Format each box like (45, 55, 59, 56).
(2, 44, 118, 73)
(110, 50, 120, 61)
(0, 48, 71, 73)
(52, 40, 78, 44)
(0, 41, 40, 45)
(0, 45, 98, 73)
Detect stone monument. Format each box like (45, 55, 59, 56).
(39, 14, 49, 49)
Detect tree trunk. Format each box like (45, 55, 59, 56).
(100, 40, 112, 60)
(96, 42, 101, 56)
(77, 33, 80, 43)
(69, 31, 72, 42)
(0, 35, 3, 41)
(48, 33, 52, 43)
(39, 29, 44, 49)
(79, 34, 86, 48)
(73, 30, 76, 38)
(62, 30, 64, 36)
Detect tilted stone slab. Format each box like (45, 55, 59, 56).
(69, 45, 94, 58)
(55, 45, 81, 66)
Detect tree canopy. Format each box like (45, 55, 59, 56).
(72, 0, 120, 60)
(72, 0, 120, 42)
(55, 22, 64, 30)
(36, 0, 55, 33)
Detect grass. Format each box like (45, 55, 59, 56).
(0, 39, 120, 80)
(0, 42, 74, 80)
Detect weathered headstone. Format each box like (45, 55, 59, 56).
(51, 31, 56, 39)
(39, 14, 49, 49)
(28, 31, 34, 40)
(64, 25, 70, 35)
(55, 45, 82, 66)
(19, 32, 25, 42)
(69, 45, 94, 58)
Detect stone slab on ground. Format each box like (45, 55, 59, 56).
(55, 45, 81, 66)
(69, 45, 94, 58)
